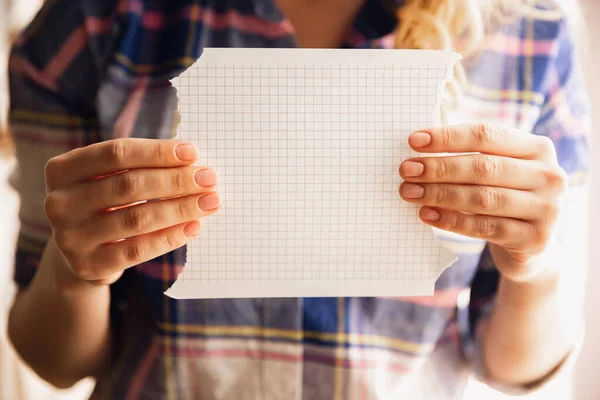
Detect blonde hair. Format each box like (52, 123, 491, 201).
(1, 0, 43, 156)
(394, 0, 566, 115)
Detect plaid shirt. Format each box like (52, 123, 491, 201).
(8, 1, 590, 399)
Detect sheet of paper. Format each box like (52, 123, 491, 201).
(166, 48, 459, 299)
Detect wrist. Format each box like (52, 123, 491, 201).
(495, 261, 571, 328)
(498, 264, 560, 303)
(38, 238, 106, 297)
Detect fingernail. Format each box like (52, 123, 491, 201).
(401, 183, 425, 199)
(401, 161, 424, 177)
(175, 144, 198, 161)
(409, 131, 431, 148)
(184, 221, 201, 237)
(198, 192, 221, 211)
(421, 207, 440, 221)
(195, 168, 217, 187)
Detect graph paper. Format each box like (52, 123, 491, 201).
(166, 48, 458, 299)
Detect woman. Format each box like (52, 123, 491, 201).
(6, 0, 590, 399)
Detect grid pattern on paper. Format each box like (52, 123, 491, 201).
(176, 64, 447, 284)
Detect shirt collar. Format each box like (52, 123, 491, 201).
(252, 0, 399, 48)
(253, 0, 285, 23)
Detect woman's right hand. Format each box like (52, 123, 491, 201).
(43, 138, 220, 285)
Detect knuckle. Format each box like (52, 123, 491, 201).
(556, 170, 569, 192)
(44, 192, 68, 224)
(537, 136, 557, 157)
(446, 211, 462, 231)
(440, 126, 456, 148)
(70, 258, 94, 280)
(473, 123, 497, 145)
(171, 170, 187, 193)
(433, 158, 450, 180)
(539, 200, 560, 222)
(152, 141, 169, 164)
(543, 167, 568, 191)
(105, 139, 130, 168)
(44, 156, 65, 186)
(473, 156, 499, 181)
(124, 241, 145, 264)
(434, 185, 453, 205)
(475, 217, 501, 238)
(532, 224, 550, 248)
(114, 173, 141, 198)
(122, 206, 150, 232)
(163, 230, 180, 251)
(472, 187, 501, 211)
(176, 198, 193, 220)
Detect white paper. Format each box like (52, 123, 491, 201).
(166, 48, 459, 299)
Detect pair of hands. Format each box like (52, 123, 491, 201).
(44, 123, 567, 286)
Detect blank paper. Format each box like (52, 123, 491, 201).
(166, 48, 458, 299)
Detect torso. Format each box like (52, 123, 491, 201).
(275, 0, 366, 47)
(94, 2, 491, 398)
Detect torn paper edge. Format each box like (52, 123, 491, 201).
(166, 48, 461, 299)
(168, 281, 444, 300)
(194, 47, 461, 68)
(426, 49, 461, 285)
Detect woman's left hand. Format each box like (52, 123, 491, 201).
(399, 123, 568, 282)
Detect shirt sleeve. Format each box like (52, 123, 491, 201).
(8, 0, 120, 288)
(459, 14, 591, 394)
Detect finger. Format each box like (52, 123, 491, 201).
(418, 207, 537, 249)
(400, 155, 565, 190)
(83, 220, 202, 280)
(45, 139, 199, 189)
(408, 123, 557, 161)
(92, 271, 124, 286)
(68, 166, 217, 215)
(399, 182, 557, 221)
(82, 192, 221, 244)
